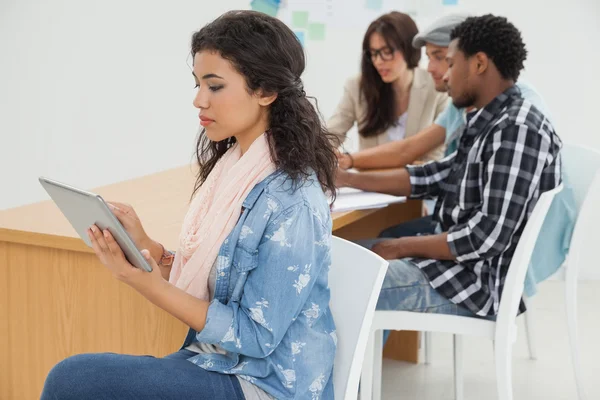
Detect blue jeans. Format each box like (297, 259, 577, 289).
(41, 349, 245, 400)
(358, 217, 482, 343)
(361, 217, 476, 316)
(360, 245, 477, 318)
(378, 215, 437, 238)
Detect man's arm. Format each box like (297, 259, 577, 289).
(336, 168, 412, 197)
(347, 124, 446, 169)
(371, 233, 456, 261)
(370, 124, 554, 262)
(336, 151, 457, 198)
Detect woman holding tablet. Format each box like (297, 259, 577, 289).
(42, 11, 338, 400)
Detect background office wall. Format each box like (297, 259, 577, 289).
(1, 0, 599, 278)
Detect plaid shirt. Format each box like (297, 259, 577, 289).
(406, 86, 562, 317)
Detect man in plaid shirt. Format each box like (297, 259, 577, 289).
(336, 15, 562, 317)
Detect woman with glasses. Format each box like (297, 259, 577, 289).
(328, 11, 448, 162)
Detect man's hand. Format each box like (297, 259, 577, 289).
(371, 238, 408, 260)
(372, 234, 456, 261)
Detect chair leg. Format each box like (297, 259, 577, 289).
(494, 333, 514, 400)
(453, 335, 464, 400)
(372, 330, 384, 400)
(566, 270, 587, 400)
(522, 297, 538, 360)
(360, 331, 375, 400)
(424, 331, 432, 364)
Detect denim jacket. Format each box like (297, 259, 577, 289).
(180, 171, 336, 399)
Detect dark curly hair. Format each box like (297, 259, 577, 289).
(360, 12, 420, 138)
(450, 14, 527, 81)
(190, 10, 339, 198)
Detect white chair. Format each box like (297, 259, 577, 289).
(441, 142, 599, 399)
(360, 184, 564, 400)
(517, 143, 600, 400)
(329, 236, 389, 400)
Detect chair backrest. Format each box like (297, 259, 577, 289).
(328, 236, 388, 400)
(561, 143, 600, 282)
(495, 184, 563, 333)
(561, 143, 600, 210)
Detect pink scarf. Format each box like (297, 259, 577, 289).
(169, 133, 276, 299)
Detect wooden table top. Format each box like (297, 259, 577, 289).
(0, 165, 381, 252)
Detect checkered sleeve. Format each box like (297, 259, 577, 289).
(447, 124, 553, 262)
(406, 152, 456, 199)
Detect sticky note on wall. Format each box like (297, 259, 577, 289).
(292, 11, 309, 28)
(366, 0, 383, 10)
(295, 31, 305, 46)
(308, 23, 325, 40)
(250, 0, 280, 17)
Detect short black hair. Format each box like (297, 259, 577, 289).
(450, 14, 527, 81)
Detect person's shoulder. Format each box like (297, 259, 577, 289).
(441, 101, 462, 120)
(493, 98, 559, 151)
(263, 172, 330, 223)
(515, 78, 543, 100)
(515, 79, 552, 122)
(343, 75, 362, 94)
(413, 67, 436, 90)
(412, 67, 428, 87)
(503, 97, 551, 131)
(413, 68, 448, 102)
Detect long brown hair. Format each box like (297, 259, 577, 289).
(359, 12, 420, 137)
(190, 11, 339, 199)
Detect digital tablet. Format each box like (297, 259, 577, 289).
(39, 177, 153, 272)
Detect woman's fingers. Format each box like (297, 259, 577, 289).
(107, 202, 134, 216)
(90, 225, 109, 252)
(104, 230, 126, 261)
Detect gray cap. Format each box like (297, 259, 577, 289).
(412, 13, 471, 49)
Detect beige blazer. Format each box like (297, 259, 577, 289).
(327, 68, 449, 161)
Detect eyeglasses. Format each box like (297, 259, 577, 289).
(364, 47, 396, 62)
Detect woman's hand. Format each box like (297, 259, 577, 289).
(87, 225, 164, 291)
(334, 149, 353, 170)
(89, 225, 209, 332)
(335, 166, 352, 189)
(106, 202, 162, 262)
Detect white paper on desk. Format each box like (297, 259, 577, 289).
(330, 187, 406, 213)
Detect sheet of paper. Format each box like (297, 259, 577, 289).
(330, 188, 406, 213)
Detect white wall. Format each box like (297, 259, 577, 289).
(299, 0, 600, 152)
(0, 0, 247, 210)
(2, 0, 599, 278)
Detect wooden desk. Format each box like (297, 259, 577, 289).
(0, 165, 421, 400)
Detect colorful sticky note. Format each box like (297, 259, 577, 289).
(250, 0, 280, 17)
(292, 11, 309, 28)
(365, 0, 383, 10)
(307, 23, 325, 41)
(295, 31, 305, 47)
(443, 0, 459, 5)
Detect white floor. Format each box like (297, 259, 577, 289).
(378, 281, 600, 400)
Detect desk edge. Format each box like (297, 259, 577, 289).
(0, 228, 92, 253)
